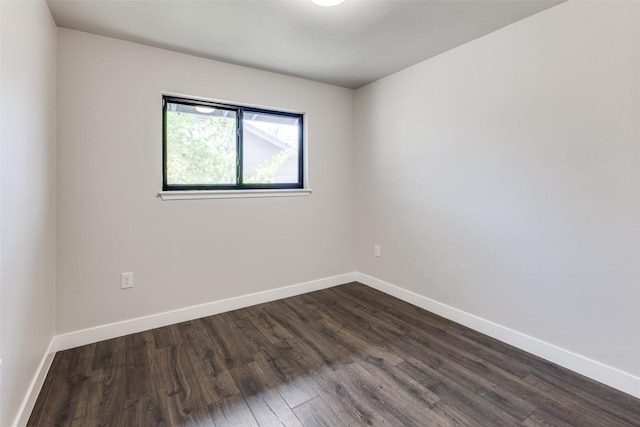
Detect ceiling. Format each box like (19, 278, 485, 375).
(46, 0, 563, 89)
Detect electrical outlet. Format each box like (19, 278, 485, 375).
(374, 244, 381, 257)
(121, 272, 133, 289)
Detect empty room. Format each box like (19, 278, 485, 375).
(2, 0, 640, 425)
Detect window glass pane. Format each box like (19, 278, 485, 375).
(166, 102, 237, 185)
(242, 111, 301, 184)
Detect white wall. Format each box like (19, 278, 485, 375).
(355, 0, 640, 378)
(0, 1, 57, 426)
(56, 29, 354, 333)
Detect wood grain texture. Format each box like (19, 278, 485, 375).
(28, 283, 640, 426)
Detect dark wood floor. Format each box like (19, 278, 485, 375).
(29, 282, 640, 426)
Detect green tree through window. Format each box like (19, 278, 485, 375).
(166, 110, 237, 185)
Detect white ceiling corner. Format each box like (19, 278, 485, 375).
(46, 0, 564, 89)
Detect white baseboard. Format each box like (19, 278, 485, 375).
(12, 338, 56, 427)
(355, 272, 640, 399)
(53, 272, 356, 352)
(16, 270, 639, 427)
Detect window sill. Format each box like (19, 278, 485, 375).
(158, 188, 312, 200)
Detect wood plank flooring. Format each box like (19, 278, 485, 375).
(28, 283, 640, 426)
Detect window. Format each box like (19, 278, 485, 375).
(163, 96, 304, 191)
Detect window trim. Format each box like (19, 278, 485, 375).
(162, 95, 305, 192)
(158, 188, 312, 201)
